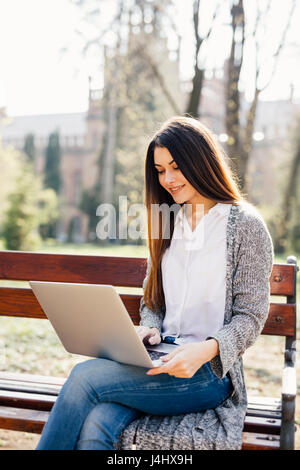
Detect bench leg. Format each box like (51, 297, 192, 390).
(280, 394, 295, 450)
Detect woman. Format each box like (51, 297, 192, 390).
(36, 116, 274, 450)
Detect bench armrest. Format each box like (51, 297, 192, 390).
(282, 365, 297, 398)
(280, 357, 296, 450)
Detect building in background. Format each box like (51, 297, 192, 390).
(0, 82, 105, 242)
(1, 73, 299, 242)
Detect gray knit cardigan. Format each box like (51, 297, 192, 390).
(118, 201, 274, 450)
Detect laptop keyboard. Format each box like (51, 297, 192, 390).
(148, 350, 168, 361)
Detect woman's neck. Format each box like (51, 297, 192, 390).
(183, 199, 217, 231)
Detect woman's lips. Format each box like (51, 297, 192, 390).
(169, 184, 185, 194)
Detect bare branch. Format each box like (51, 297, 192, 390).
(258, 0, 296, 92)
(135, 46, 181, 115)
(192, 0, 222, 71)
(193, 0, 202, 54)
(203, 0, 222, 42)
(193, 0, 222, 53)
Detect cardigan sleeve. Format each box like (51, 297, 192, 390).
(208, 212, 274, 379)
(139, 257, 165, 331)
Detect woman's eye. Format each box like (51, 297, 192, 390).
(157, 167, 179, 174)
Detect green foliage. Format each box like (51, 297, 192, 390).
(0, 145, 24, 229)
(80, 187, 100, 233)
(38, 188, 59, 240)
(2, 164, 42, 251)
(1, 158, 59, 251)
(44, 131, 61, 193)
(23, 133, 35, 162)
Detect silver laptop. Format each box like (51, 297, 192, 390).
(30, 281, 177, 369)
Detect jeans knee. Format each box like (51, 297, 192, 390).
(65, 358, 113, 397)
(76, 403, 119, 450)
(69, 360, 88, 381)
(69, 359, 100, 383)
(60, 360, 97, 402)
(79, 405, 104, 437)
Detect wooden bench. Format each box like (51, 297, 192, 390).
(0, 250, 298, 450)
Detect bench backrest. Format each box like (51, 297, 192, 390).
(0, 251, 297, 341)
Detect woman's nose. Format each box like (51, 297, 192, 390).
(164, 171, 176, 184)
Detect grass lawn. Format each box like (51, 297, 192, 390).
(0, 241, 299, 449)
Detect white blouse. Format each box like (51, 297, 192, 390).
(161, 202, 232, 345)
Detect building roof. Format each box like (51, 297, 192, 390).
(0, 112, 87, 141)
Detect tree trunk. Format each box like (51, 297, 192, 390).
(100, 102, 118, 206)
(225, 0, 245, 188)
(274, 133, 300, 253)
(239, 87, 260, 194)
(185, 66, 204, 117)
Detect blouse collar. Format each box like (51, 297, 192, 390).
(175, 202, 231, 227)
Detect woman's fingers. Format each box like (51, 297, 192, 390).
(161, 346, 183, 362)
(136, 326, 161, 345)
(146, 363, 169, 375)
(148, 329, 161, 345)
(147, 345, 203, 378)
(147, 353, 179, 375)
(136, 326, 150, 342)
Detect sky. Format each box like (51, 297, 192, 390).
(0, 0, 299, 117)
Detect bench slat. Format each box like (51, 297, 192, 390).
(0, 372, 282, 426)
(0, 371, 66, 387)
(0, 252, 147, 287)
(0, 288, 142, 324)
(246, 400, 281, 419)
(0, 389, 283, 419)
(0, 380, 61, 396)
(242, 432, 280, 450)
(0, 406, 48, 434)
(246, 410, 281, 420)
(247, 396, 281, 406)
(0, 389, 56, 411)
(243, 415, 281, 434)
(0, 287, 296, 336)
(261, 303, 295, 336)
(270, 264, 295, 296)
(0, 251, 295, 296)
(0, 407, 281, 444)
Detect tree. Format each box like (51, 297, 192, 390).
(1, 160, 58, 251)
(185, 0, 221, 117)
(44, 131, 61, 194)
(290, 191, 300, 253)
(0, 144, 24, 230)
(225, 0, 296, 193)
(225, 0, 245, 188)
(38, 188, 59, 240)
(273, 117, 300, 253)
(75, 0, 183, 242)
(23, 133, 36, 164)
(123, 0, 222, 118)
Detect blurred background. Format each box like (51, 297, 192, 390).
(0, 0, 299, 450)
(0, 0, 299, 252)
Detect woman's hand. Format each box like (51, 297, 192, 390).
(136, 326, 161, 345)
(146, 339, 219, 378)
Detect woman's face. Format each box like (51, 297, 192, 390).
(153, 146, 201, 206)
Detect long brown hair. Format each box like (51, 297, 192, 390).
(143, 116, 245, 312)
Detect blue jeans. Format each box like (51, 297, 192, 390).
(36, 358, 232, 450)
